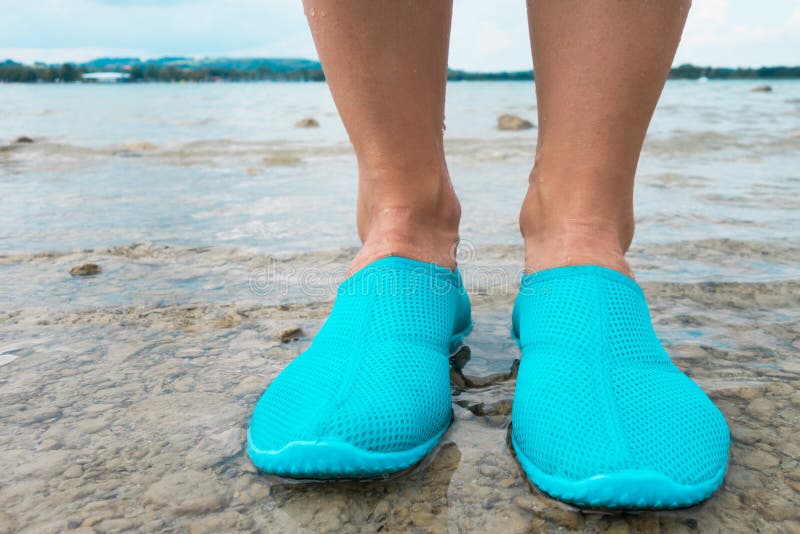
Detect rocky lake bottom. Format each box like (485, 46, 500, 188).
(1, 243, 799, 533)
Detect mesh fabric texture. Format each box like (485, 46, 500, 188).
(248, 256, 471, 460)
(511, 265, 729, 487)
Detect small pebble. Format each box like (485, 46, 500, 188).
(63, 465, 83, 479)
(295, 118, 319, 128)
(275, 327, 303, 343)
(512, 495, 536, 512)
(69, 263, 102, 276)
(497, 113, 534, 130)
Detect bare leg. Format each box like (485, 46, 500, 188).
(303, 0, 459, 272)
(521, 0, 690, 276)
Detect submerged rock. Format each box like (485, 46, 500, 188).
(14, 136, 34, 144)
(143, 471, 231, 516)
(751, 85, 773, 92)
(69, 263, 102, 276)
(450, 346, 471, 372)
(121, 141, 157, 151)
(497, 114, 533, 131)
(263, 154, 302, 166)
(186, 428, 244, 468)
(294, 117, 320, 128)
(275, 326, 303, 343)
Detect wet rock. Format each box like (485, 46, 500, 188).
(143, 471, 231, 515)
(464, 365, 517, 388)
(232, 375, 267, 397)
(783, 438, 800, 459)
(731, 424, 761, 445)
(452, 355, 519, 390)
(742, 448, 780, 471)
(450, 346, 471, 388)
(745, 398, 775, 421)
(121, 141, 156, 151)
(449, 346, 471, 372)
(263, 154, 302, 166)
(82, 513, 114, 527)
(17, 407, 62, 425)
(409, 508, 435, 528)
(37, 439, 62, 451)
(785, 479, 800, 493)
(608, 520, 630, 534)
(0, 511, 16, 532)
(499, 477, 517, 489)
(728, 385, 760, 401)
(479, 464, 499, 477)
(275, 327, 303, 343)
(186, 428, 244, 468)
(295, 117, 320, 128)
(450, 368, 467, 388)
(69, 263, 102, 277)
(456, 399, 513, 417)
(63, 465, 83, 479)
(535, 506, 584, 529)
(14, 135, 34, 144)
(76, 417, 108, 434)
(512, 495, 536, 512)
(99, 518, 136, 531)
(751, 85, 773, 92)
(767, 382, 794, 396)
(755, 490, 797, 521)
(727, 466, 762, 490)
(497, 114, 534, 131)
(14, 450, 72, 478)
(188, 511, 253, 533)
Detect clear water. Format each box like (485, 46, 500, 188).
(1, 81, 799, 533)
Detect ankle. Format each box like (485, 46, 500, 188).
(522, 230, 634, 278)
(352, 170, 461, 273)
(520, 184, 635, 278)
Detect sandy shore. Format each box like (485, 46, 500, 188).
(1, 242, 798, 533)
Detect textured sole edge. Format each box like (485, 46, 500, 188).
(247, 417, 450, 479)
(510, 432, 727, 510)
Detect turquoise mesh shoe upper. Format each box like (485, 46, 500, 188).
(247, 256, 471, 477)
(511, 265, 729, 507)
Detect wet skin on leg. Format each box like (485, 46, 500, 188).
(521, 0, 691, 276)
(303, 0, 460, 272)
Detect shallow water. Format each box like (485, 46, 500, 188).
(1, 81, 799, 533)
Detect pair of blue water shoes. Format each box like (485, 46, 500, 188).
(247, 257, 729, 509)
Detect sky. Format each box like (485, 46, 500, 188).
(1, 0, 799, 70)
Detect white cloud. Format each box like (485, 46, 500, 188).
(0, 47, 149, 64)
(676, 0, 800, 66)
(0, 0, 797, 68)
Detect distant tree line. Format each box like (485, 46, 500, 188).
(126, 64, 325, 82)
(447, 69, 534, 81)
(0, 61, 82, 82)
(0, 60, 324, 82)
(668, 64, 800, 79)
(2, 59, 800, 83)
